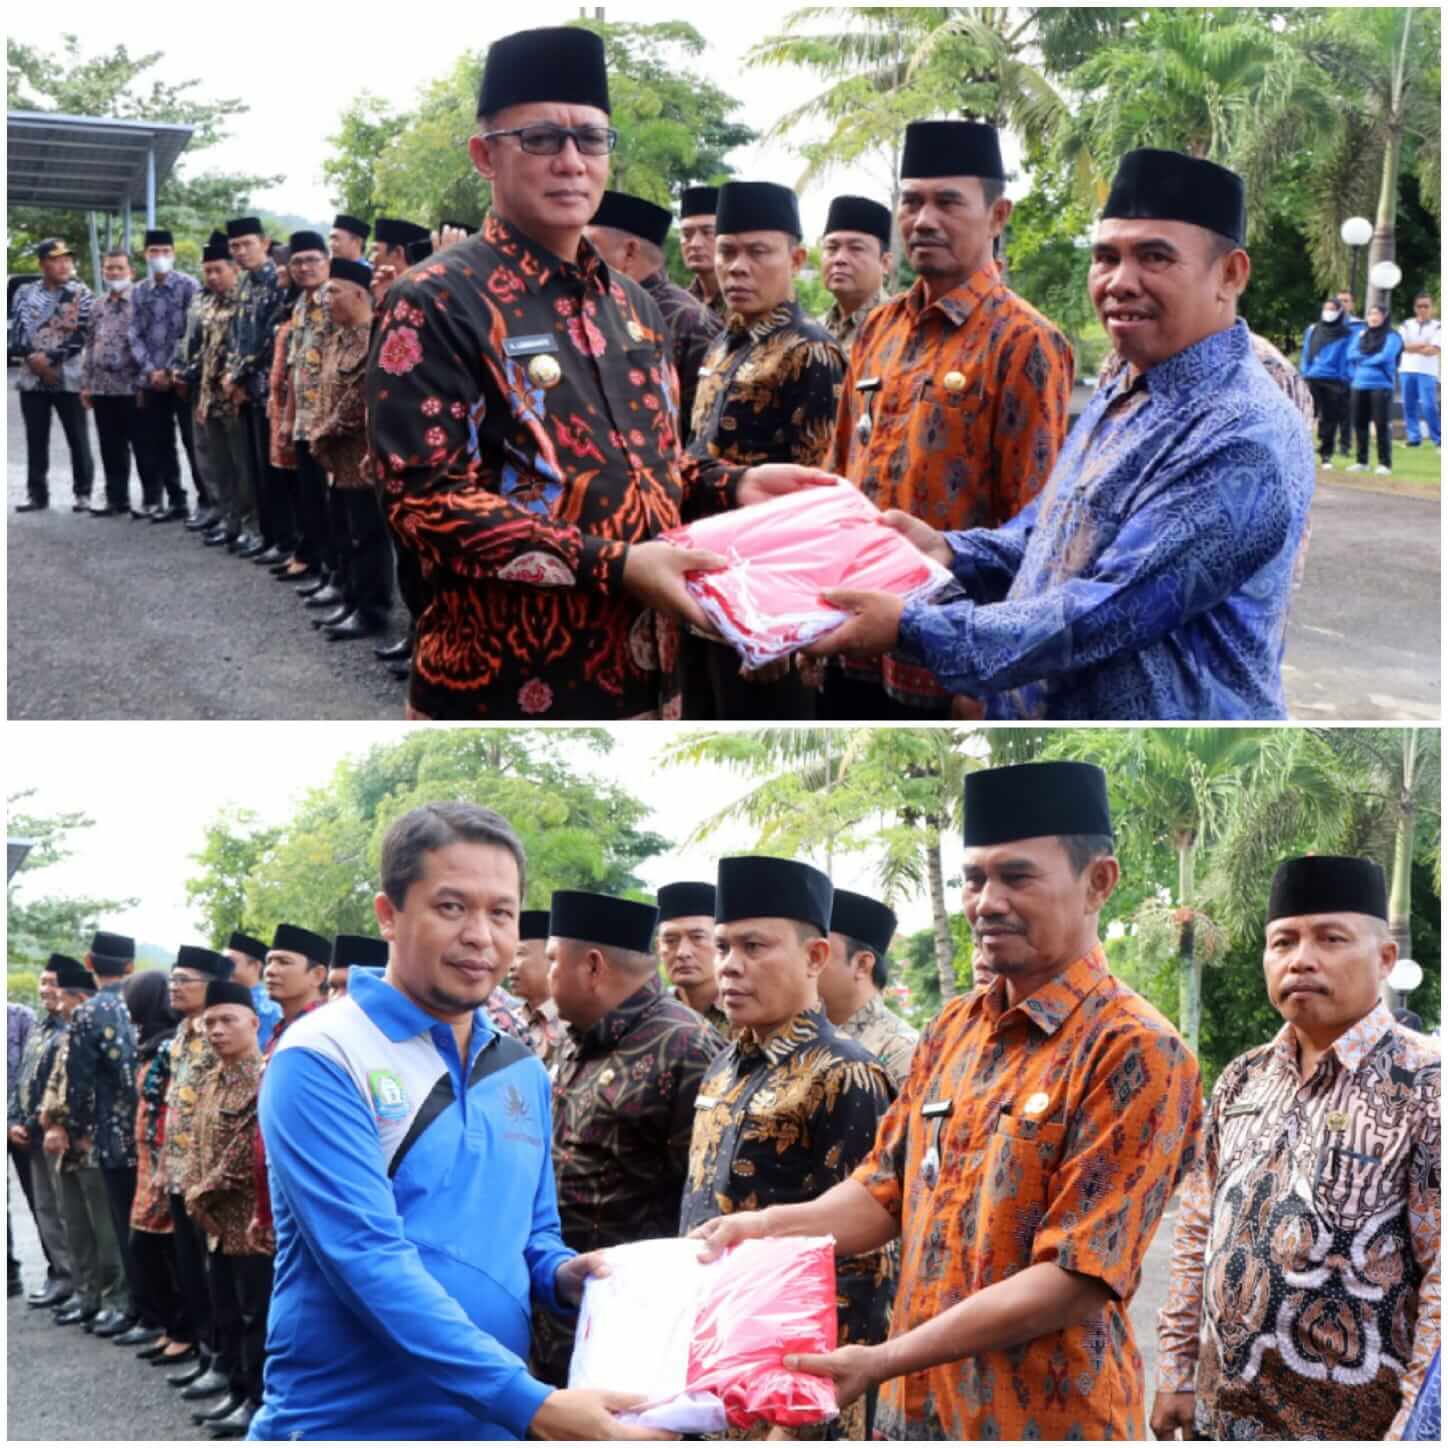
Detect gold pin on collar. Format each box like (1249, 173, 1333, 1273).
(598, 1068, 616, 1087)
(1023, 1091, 1050, 1116)
(627, 320, 645, 342)
(1326, 1110, 1349, 1132)
(529, 354, 562, 388)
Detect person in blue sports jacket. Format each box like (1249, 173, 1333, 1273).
(248, 802, 667, 1442)
(1299, 294, 1362, 467)
(1346, 302, 1405, 474)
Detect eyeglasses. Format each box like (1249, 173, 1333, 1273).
(169, 972, 208, 986)
(482, 124, 617, 157)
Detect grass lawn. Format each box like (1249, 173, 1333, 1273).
(1321, 437, 1441, 497)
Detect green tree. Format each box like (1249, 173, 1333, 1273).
(185, 810, 283, 946)
(7, 35, 282, 274)
(6, 791, 137, 966)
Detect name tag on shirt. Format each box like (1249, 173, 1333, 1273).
(1224, 1101, 1262, 1118)
(502, 334, 559, 358)
(921, 1099, 953, 1119)
(694, 1095, 721, 1110)
(855, 377, 882, 393)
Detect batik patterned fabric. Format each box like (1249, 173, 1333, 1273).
(519, 996, 564, 1070)
(267, 319, 299, 469)
(187, 1055, 263, 1255)
(63, 982, 138, 1169)
(131, 1046, 175, 1233)
(163, 1015, 219, 1194)
(10, 1013, 64, 1138)
(855, 950, 1203, 1440)
(224, 260, 284, 401)
(836, 993, 918, 1093)
(287, 288, 330, 441)
(672, 988, 733, 1040)
(11, 279, 93, 392)
(640, 268, 722, 444)
(128, 268, 200, 385)
(7, 1004, 34, 1094)
(367, 211, 741, 721)
(83, 286, 143, 395)
(687, 274, 727, 320)
(196, 288, 241, 421)
(312, 321, 371, 486)
(1157, 1004, 1440, 1441)
(897, 320, 1316, 719)
(825, 266, 1072, 709)
(681, 1004, 894, 1439)
(1404, 1348, 1441, 1441)
(688, 300, 844, 470)
(39, 1031, 94, 1171)
(818, 287, 889, 361)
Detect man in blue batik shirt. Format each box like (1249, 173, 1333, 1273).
(810, 148, 1314, 721)
(249, 802, 665, 1442)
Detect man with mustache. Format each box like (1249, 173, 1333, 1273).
(817, 196, 894, 360)
(1154, 854, 1440, 1441)
(691, 762, 1202, 1440)
(656, 881, 730, 1036)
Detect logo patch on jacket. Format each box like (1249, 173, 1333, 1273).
(368, 1068, 408, 1122)
(504, 1084, 529, 1120)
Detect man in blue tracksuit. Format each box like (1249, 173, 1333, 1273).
(249, 802, 665, 1441)
(1300, 294, 1363, 468)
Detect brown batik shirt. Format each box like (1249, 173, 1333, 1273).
(818, 287, 889, 361)
(163, 1015, 219, 1195)
(367, 211, 743, 721)
(312, 321, 371, 486)
(186, 1054, 263, 1255)
(1157, 1003, 1440, 1440)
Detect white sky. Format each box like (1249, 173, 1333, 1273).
(8, 3, 1028, 240)
(8, 724, 961, 952)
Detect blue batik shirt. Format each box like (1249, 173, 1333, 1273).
(128, 267, 200, 385)
(897, 320, 1315, 719)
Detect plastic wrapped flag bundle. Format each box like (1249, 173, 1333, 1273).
(567, 1235, 840, 1433)
(663, 484, 954, 669)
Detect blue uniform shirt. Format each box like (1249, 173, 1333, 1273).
(1300, 318, 1363, 383)
(249, 969, 573, 1441)
(250, 983, 282, 1050)
(1347, 328, 1405, 392)
(897, 320, 1314, 719)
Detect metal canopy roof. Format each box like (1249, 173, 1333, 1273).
(7, 110, 194, 211)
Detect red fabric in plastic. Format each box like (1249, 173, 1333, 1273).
(685, 1236, 840, 1429)
(665, 485, 951, 668)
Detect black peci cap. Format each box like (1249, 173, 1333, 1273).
(373, 218, 430, 248)
(900, 120, 1005, 182)
(174, 945, 232, 979)
(716, 856, 833, 935)
(1267, 856, 1388, 924)
(591, 191, 673, 249)
(333, 214, 371, 240)
(549, 892, 659, 954)
(50, 954, 96, 990)
(680, 186, 719, 219)
(225, 216, 264, 239)
(271, 923, 332, 966)
(1102, 148, 1246, 246)
(518, 911, 552, 942)
(143, 229, 174, 247)
(227, 931, 269, 962)
(716, 182, 802, 240)
(330, 933, 389, 969)
(330, 258, 374, 289)
(288, 230, 327, 255)
(829, 889, 897, 961)
(89, 930, 135, 972)
(477, 26, 610, 119)
(205, 979, 257, 1012)
(823, 195, 892, 250)
(657, 881, 717, 922)
(404, 238, 434, 266)
(202, 231, 231, 263)
(962, 762, 1113, 847)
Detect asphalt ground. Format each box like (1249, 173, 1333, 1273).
(7, 374, 1440, 721)
(5, 1150, 1179, 1441)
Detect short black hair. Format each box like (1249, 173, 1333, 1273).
(1415, 291, 1434, 302)
(102, 247, 130, 262)
(842, 933, 889, 990)
(793, 920, 825, 944)
(1057, 834, 1116, 877)
(380, 802, 527, 908)
(979, 177, 1006, 208)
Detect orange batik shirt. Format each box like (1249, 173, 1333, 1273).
(827, 263, 1073, 709)
(853, 947, 1204, 1439)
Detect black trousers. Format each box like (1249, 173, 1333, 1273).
(818, 667, 952, 721)
(207, 1249, 273, 1403)
(705, 641, 818, 720)
(1306, 378, 1349, 464)
(89, 394, 140, 509)
(100, 1164, 139, 1318)
(241, 403, 297, 551)
(7, 1142, 45, 1269)
(382, 496, 426, 625)
(132, 389, 194, 508)
(292, 440, 335, 574)
(168, 1192, 214, 1354)
(328, 486, 394, 617)
(1353, 387, 1393, 468)
(19, 389, 95, 502)
(129, 1227, 183, 1335)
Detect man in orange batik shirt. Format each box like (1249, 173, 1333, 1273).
(692, 760, 1203, 1440)
(821, 120, 1073, 722)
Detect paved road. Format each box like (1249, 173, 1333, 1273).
(8, 373, 1440, 720)
(6, 1151, 1181, 1441)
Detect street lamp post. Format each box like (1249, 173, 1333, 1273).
(1369, 258, 1404, 317)
(1341, 216, 1373, 313)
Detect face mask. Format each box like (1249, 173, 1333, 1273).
(105, 278, 129, 293)
(1322, 308, 1340, 323)
(149, 255, 174, 275)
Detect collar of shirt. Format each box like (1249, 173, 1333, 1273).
(99, 980, 125, 995)
(734, 1004, 832, 1067)
(969, 946, 1111, 1037)
(263, 997, 326, 1055)
(103, 286, 132, 305)
(346, 967, 498, 1052)
(480, 209, 611, 300)
(827, 289, 886, 331)
(525, 996, 559, 1028)
(722, 298, 804, 346)
(904, 263, 1000, 330)
(1268, 999, 1399, 1080)
(844, 993, 888, 1034)
(571, 973, 664, 1056)
(1104, 318, 1252, 406)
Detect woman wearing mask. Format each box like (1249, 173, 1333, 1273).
(1299, 294, 1359, 469)
(1347, 303, 1405, 475)
(117, 971, 190, 1364)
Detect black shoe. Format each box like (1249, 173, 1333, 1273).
(313, 603, 353, 629)
(180, 1368, 234, 1400)
(374, 635, 413, 661)
(223, 533, 244, 553)
(55, 1304, 97, 1326)
(115, 1324, 163, 1347)
(88, 504, 123, 517)
(152, 503, 188, 523)
(130, 504, 156, 519)
(236, 536, 268, 559)
(152, 1344, 199, 1368)
(91, 1309, 133, 1336)
(15, 499, 49, 513)
(203, 526, 230, 546)
(325, 611, 386, 642)
(71, 497, 92, 512)
(304, 585, 346, 609)
(208, 1399, 255, 1439)
(27, 1283, 70, 1309)
(389, 660, 412, 681)
(168, 1356, 213, 1388)
(8, 1277, 22, 1298)
(135, 1340, 169, 1360)
(296, 576, 330, 598)
(252, 545, 288, 565)
(186, 509, 221, 532)
(194, 1393, 244, 1426)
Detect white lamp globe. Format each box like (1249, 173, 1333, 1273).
(1387, 958, 1423, 993)
(1340, 216, 1373, 247)
(1369, 259, 1403, 291)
